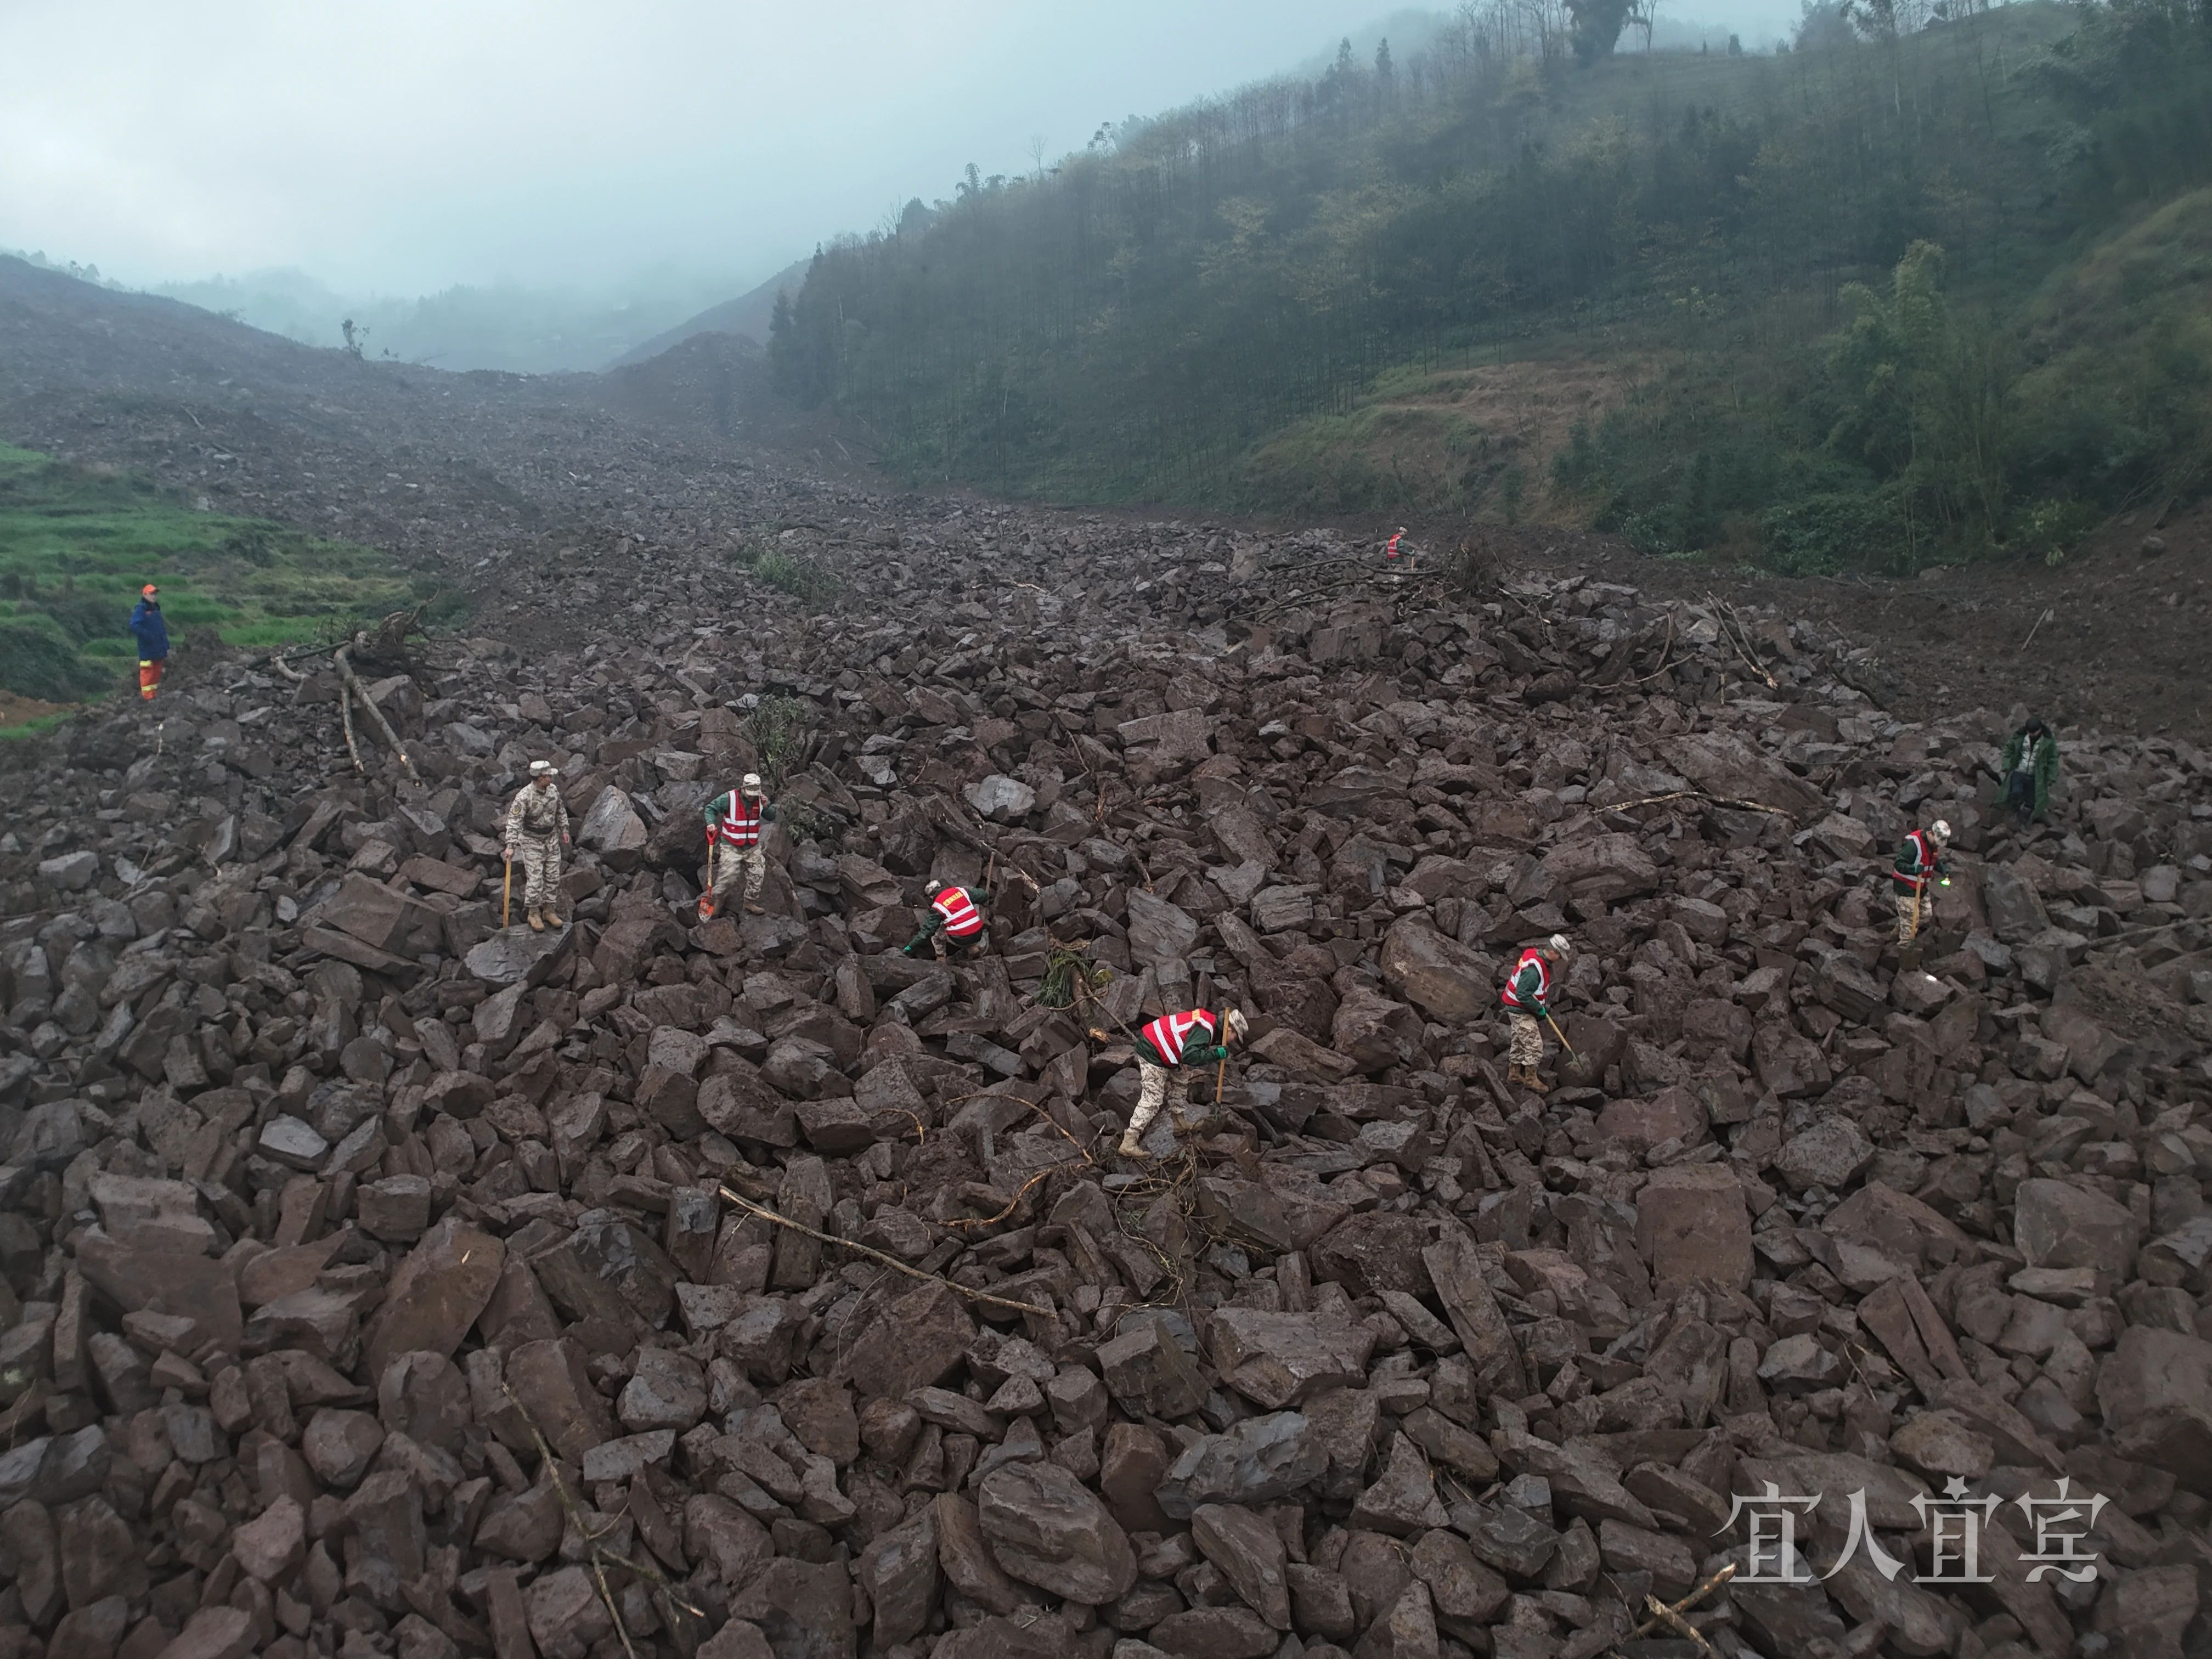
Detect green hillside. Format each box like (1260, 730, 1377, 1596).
(769, 0, 2212, 570)
(0, 444, 420, 707)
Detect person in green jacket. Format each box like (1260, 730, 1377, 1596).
(2001, 716, 2058, 823)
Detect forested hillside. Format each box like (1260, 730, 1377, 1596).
(768, 0, 2212, 572)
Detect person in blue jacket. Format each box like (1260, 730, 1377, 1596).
(128, 584, 169, 701)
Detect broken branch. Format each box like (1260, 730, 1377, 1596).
(716, 1183, 1053, 1316)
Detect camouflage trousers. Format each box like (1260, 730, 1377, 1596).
(1896, 888, 1925, 945)
(1509, 1013, 1544, 1069)
(1130, 1060, 1176, 1137)
(709, 844, 768, 905)
(514, 836, 561, 907)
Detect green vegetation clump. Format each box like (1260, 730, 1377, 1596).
(746, 695, 812, 793)
(752, 549, 840, 610)
(0, 444, 421, 702)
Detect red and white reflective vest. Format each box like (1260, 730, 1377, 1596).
(931, 885, 985, 938)
(1499, 947, 1550, 1011)
(1893, 829, 1938, 891)
(1139, 1008, 1218, 1068)
(717, 792, 766, 848)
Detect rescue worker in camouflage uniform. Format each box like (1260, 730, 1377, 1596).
(1501, 934, 1570, 1093)
(2001, 716, 2058, 823)
(698, 773, 776, 922)
(1096, 1006, 1249, 1159)
(903, 879, 996, 961)
(504, 760, 571, 932)
(1892, 819, 1952, 946)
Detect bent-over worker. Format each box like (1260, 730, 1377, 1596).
(1104, 1006, 1249, 1159)
(504, 760, 571, 932)
(904, 879, 995, 960)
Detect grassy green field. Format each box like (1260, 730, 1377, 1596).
(0, 443, 421, 708)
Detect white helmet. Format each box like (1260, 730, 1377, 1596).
(926, 879, 944, 896)
(1930, 820, 1953, 843)
(741, 772, 764, 793)
(1223, 1008, 1249, 1041)
(1548, 933, 1571, 956)
(529, 759, 556, 776)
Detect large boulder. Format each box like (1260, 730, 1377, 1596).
(1539, 834, 1658, 913)
(1379, 916, 1495, 1022)
(2013, 1178, 2141, 1274)
(2096, 1329, 2212, 1494)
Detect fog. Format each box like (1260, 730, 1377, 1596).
(4, 0, 1810, 369)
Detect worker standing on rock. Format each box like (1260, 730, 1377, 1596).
(1892, 820, 1953, 946)
(128, 583, 168, 702)
(504, 760, 571, 932)
(1501, 934, 1570, 1093)
(904, 879, 996, 960)
(1097, 1007, 1249, 1159)
(2001, 716, 2058, 823)
(699, 772, 776, 922)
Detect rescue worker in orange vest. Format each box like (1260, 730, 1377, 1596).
(902, 879, 995, 960)
(698, 772, 776, 922)
(1501, 933, 1571, 1093)
(1098, 1006, 1249, 1159)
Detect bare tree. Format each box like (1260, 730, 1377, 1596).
(1026, 133, 1049, 180)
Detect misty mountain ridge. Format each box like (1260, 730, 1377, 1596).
(143, 263, 777, 375)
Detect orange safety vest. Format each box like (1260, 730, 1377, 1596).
(1139, 1009, 1217, 1068)
(1499, 948, 1550, 1011)
(719, 793, 765, 848)
(932, 886, 985, 938)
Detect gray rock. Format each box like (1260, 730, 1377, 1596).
(1156, 1412, 1324, 1518)
(1773, 1116, 1875, 1193)
(38, 850, 99, 891)
(964, 775, 1037, 820)
(2015, 1177, 2142, 1274)
(465, 923, 572, 985)
(578, 787, 647, 856)
(978, 1460, 1137, 1604)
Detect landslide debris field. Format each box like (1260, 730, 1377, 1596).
(3, 256, 2212, 1659)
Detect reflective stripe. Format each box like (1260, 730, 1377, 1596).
(932, 887, 984, 938)
(1499, 948, 1550, 1010)
(720, 793, 765, 847)
(1139, 1009, 1216, 1068)
(1893, 830, 1933, 889)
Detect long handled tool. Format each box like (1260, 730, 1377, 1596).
(1909, 878, 1924, 943)
(502, 854, 513, 930)
(1545, 1013, 1578, 1062)
(704, 836, 718, 920)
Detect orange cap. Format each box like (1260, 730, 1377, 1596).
(142, 583, 159, 598)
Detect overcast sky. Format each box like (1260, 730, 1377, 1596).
(2, 0, 1806, 302)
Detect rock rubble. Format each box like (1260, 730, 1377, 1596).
(4, 437, 2212, 1659)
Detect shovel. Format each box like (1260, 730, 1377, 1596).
(1545, 1013, 1579, 1062)
(501, 853, 512, 930)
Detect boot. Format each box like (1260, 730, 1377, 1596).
(1506, 1065, 1527, 1087)
(1523, 1070, 1549, 1096)
(1118, 1130, 1151, 1160)
(527, 907, 545, 933)
(540, 909, 563, 929)
(745, 902, 765, 916)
